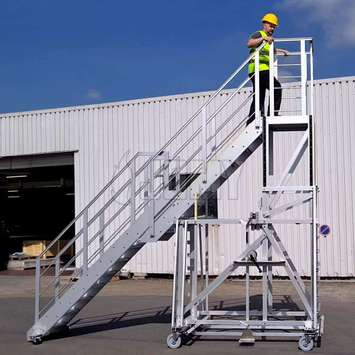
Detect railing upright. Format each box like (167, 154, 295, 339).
(149, 162, 155, 237)
(255, 50, 261, 119)
(269, 42, 275, 117)
(99, 212, 105, 257)
(201, 106, 207, 183)
(300, 39, 307, 116)
(35, 258, 40, 322)
(130, 159, 136, 222)
(83, 210, 88, 272)
(54, 258, 60, 301)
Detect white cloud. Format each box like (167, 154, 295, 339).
(282, 0, 355, 47)
(86, 89, 102, 100)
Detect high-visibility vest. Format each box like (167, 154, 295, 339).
(248, 30, 270, 74)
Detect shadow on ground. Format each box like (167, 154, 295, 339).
(50, 294, 301, 341)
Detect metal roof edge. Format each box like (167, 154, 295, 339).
(0, 75, 354, 119)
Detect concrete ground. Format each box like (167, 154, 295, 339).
(0, 275, 355, 355)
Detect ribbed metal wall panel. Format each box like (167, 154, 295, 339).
(0, 76, 354, 277)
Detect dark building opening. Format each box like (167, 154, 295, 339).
(0, 154, 75, 270)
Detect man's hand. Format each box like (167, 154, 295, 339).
(265, 36, 274, 44)
(276, 48, 290, 56)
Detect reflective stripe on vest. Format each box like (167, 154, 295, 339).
(248, 30, 270, 74)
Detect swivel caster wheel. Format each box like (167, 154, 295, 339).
(167, 333, 182, 349)
(31, 336, 42, 345)
(298, 335, 314, 352)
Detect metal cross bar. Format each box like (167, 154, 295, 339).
(184, 234, 266, 313)
(262, 226, 312, 315)
(263, 194, 313, 218)
(268, 131, 309, 209)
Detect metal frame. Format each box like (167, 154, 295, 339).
(27, 38, 324, 352)
(168, 38, 324, 352)
(27, 42, 266, 343)
(170, 216, 321, 342)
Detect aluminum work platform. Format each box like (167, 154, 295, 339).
(27, 38, 323, 352)
(168, 38, 323, 352)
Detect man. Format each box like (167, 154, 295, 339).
(247, 13, 288, 125)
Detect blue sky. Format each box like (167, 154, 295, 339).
(0, 0, 354, 113)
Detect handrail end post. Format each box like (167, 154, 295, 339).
(35, 257, 41, 322)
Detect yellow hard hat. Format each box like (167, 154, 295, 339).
(262, 13, 279, 26)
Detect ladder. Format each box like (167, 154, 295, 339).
(27, 38, 321, 351)
(168, 38, 323, 352)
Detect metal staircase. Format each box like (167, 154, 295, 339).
(27, 41, 267, 343)
(28, 38, 322, 350)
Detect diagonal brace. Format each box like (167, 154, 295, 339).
(184, 234, 266, 313)
(262, 225, 312, 317)
(264, 194, 313, 218)
(269, 132, 308, 209)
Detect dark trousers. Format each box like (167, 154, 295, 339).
(247, 70, 282, 125)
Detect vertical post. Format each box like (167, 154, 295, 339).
(174, 221, 187, 329)
(35, 258, 40, 322)
(190, 225, 198, 321)
(269, 41, 275, 117)
(264, 119, 273, 186)
(300, 40, 307, 116)
(179, 220, 188, 327)
(198, 224, 204, 303)
(144, 164, 149, 199)
(194, 193, 199, 220)
(266, 120, 274, 181)
(54, 257, 60, 301)
(130, 158, 136, 222)
(83, 210, 88, 272)
(310, 41, 314, 118)
(201, 106, 207, 183)
(175, 156, 181, 190)
(204, 224, 209, 311)
(267, 238, 273, 312)
(163, 154, 169, 190)
(309, 40, 318, 328)
(312, 186, 318, 328)
(212, 110, 217, 152)
(171, 220, 180, 330)
(149, 162, 155, 237)
(262, 116, 267, 187)
(255, 50, 260, 120)
(309, 41, 316, 186)
(262, 239, 268, 321)
(99, 212, 105, 257)
(245, 224, 250, 321)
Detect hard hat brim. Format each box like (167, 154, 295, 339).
(262, 20, 278, 26)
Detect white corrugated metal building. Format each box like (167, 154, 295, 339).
(0, 76, 354, 277)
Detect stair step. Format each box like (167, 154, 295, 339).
(239, 330, 255, 345)
(235, 260, 286, 266)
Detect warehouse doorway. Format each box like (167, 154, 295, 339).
(0, 153, 75, 270)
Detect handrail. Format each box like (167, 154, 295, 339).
(126, 42, 267, 187)
(35, 41, 271, 321)
(36, 42, 266, 260)
(37, 151, 141, 258)
(51, 83, 252, 288)
(275, 38, 312, 42)
(152, 76, 254, 199)
(34, 38, 316, 330)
